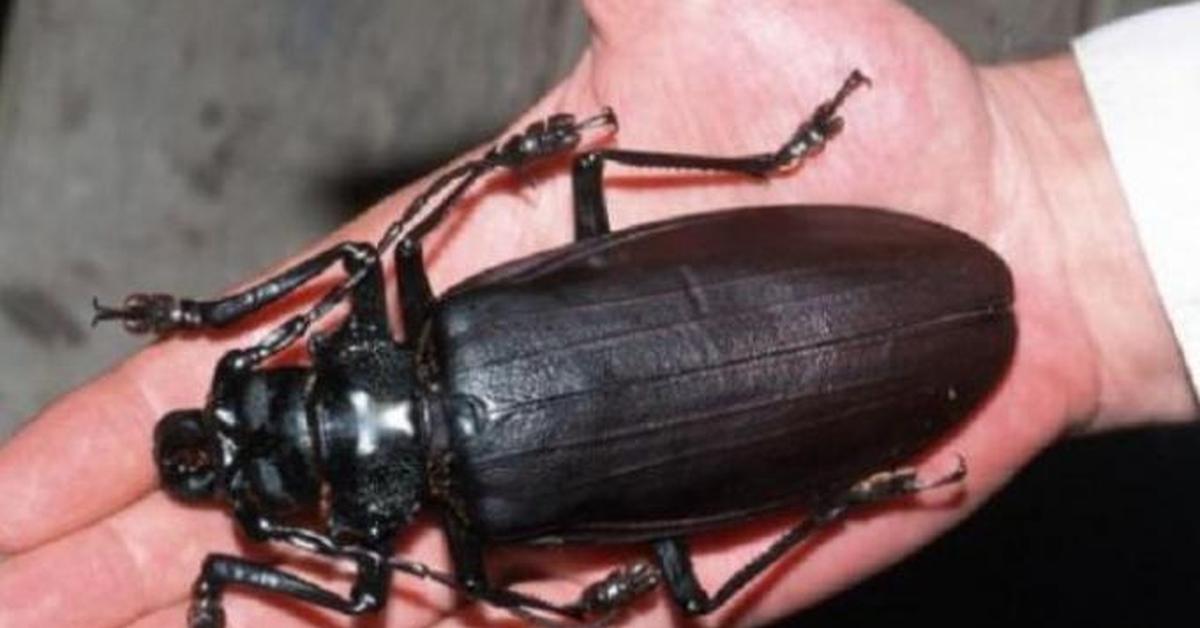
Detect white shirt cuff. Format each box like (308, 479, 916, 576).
(1073, 3, 1200, 395)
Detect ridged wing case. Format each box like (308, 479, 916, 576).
(432, 206, 1015, 542)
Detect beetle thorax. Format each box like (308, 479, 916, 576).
(306, 339, 428, 540)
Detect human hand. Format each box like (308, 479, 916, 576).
(1, 1, 1192, 627)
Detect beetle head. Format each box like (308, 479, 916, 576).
(154, 408, 219, 501)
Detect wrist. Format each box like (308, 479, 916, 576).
(982, 55, 1196, 431)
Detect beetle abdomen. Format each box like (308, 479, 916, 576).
(434, 205, 1014, 542)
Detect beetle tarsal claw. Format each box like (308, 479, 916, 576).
(91, 293, 184, 334)
(578, 561, 661, 615)
(915, 453, 969, 491)
(845, 455, 970, 505)
(90, 297, 119, 327)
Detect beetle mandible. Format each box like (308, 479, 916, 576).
(94, 70, 1015, 626)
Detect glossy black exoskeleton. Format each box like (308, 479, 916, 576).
(94, 71, 1015, 627)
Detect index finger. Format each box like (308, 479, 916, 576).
(0, 340, 221, 553)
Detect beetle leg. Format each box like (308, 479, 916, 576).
(438, 512, 662, 623)
(220, 110, 615, 349)
(222, 513, 621, 626)
(186, 513, 408, 627)
(655, 455, 967, 616)
(843, 454, 967, 506)
(188, 551, 389, 628)
(571, 151, 612, 240)
(93, 241, 387, 341)
(568, 70, 869, 241)
(178, 111, 617, 342)
(397, 237, 434, 342)
(441, 513, 588, 620)
(573, 560, 662, 618)
(225, 245, 394, 370)
(376, 108, 619, 250)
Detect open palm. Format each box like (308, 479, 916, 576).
(1, 1, 1180, 627)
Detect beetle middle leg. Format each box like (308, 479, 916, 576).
(570, 69, 870, 240)
(654, 456, 966, 616)
(438, 512, 660, 624)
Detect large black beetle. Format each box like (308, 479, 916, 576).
(94, 71, 1015, 626)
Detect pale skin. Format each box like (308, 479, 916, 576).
(0, 1, 1195, 626)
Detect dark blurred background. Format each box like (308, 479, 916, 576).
(0, 1, 1196, 626)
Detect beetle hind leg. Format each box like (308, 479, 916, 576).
(843, 454, 967, 507)
(655, 455, 967, 615)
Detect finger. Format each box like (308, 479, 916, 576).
(0, 491, 234, 628)
(120, 538, 459, 628)
(130, 531, 663, 628)
(0, 342, 224, 553)
(127, 597, 374, 628)
(0, 486, 468, 628)
(129, 575, 613, 628)
(126, 587, 447, 628)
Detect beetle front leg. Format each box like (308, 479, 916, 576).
(188, 551, 389, 628)
(189, 509, 396, 628)
(655, 456, 966, 615)
(93, 241, 385, 336)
